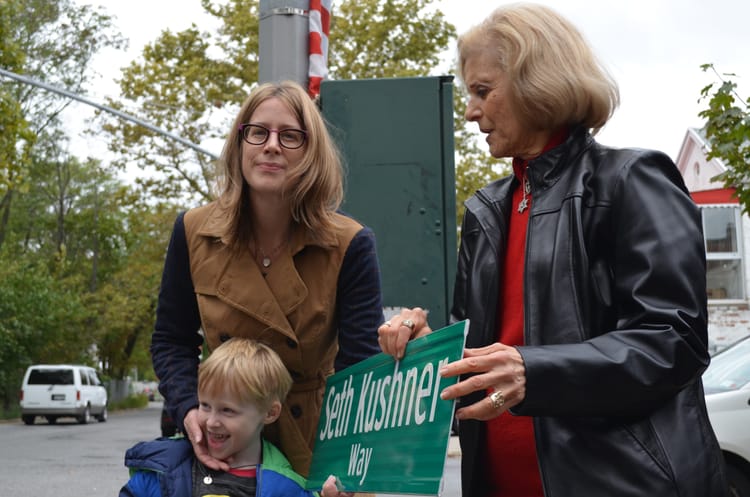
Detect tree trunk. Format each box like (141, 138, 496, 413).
(0, 189, 14, 250)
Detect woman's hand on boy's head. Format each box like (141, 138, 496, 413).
(320, 475, 353, 497)
(184, 407, 230, 472)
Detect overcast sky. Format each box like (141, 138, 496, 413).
(77, 0, 750, 161)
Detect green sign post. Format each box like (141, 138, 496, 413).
(306, 320, 468, 495)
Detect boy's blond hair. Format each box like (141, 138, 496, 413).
(198, 338, 292, 408)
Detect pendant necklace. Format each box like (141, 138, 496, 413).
(517, 174, 531, 213)
(255, 238, 288, 269)
(260, 249, 272, 269)
(198, 462, 214, 485)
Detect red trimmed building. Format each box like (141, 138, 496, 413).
(676, 128, 750, 351)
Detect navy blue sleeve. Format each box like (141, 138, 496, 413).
(334, 226, 384, 370)
(151, 212, 203, 430)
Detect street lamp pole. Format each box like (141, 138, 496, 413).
(258, 0, 309, 87)
(0, 67, 220, 161)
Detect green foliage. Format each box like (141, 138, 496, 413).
(109, 393, 150, 411)
(0, 404, 20, 420)
(0, 0, 500, 416)
(0, 255, 92, 410)
(102, 24, 239, 202)
(698, 64, 750, 213)
(329, 0, 455, 79)
(0, 151, 178, 408)
(0, 0, 126, 247)
(0, 0, 160, 408)
(99, 0, 456, 204)
(0, 0, 32, 199)
(100, 0, 263, 204)
(91, 201, 180, 380)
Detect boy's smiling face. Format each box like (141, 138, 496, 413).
(197, 388, 280, 468)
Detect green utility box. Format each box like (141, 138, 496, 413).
(320, 76, 457, 327)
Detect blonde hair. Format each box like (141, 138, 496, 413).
(198, 338, 292, 408)
(216, 80, 344, 250)
(458, 3, 619, 134)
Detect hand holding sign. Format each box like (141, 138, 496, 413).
(307, 320, 468, 495)
(377, 307, 432, 360)
(321, 475, 353, 497)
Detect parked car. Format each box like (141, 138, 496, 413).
(19, 364, 108, 425)
(142, 386, 156, 401)
(704, 336, 750, 497)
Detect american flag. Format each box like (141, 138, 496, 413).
(308, 0, 332, 98)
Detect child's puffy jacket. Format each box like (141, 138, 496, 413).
(119, 437, 319, 497)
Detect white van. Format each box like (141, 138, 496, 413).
(19, 364, 108, 425)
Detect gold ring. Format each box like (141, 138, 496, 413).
(402, 319, 415, 331)
(488, 390, 504, 409)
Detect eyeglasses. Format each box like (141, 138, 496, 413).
(238, 124, 307, 149)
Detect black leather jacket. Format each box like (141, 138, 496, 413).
(453, 127, 728, 497)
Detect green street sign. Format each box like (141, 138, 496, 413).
(306, 320, 468, 495)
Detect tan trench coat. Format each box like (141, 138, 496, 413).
(184, 202, 363, 476)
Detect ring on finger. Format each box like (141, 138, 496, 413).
(384, 321, 392, 327)
(488, 390, 504, 409)
(402, 319, 415, 332)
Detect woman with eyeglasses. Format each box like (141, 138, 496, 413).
(151, 81, 384, 483)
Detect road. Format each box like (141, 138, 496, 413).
(0, 402, 163, 496)
(0, 401, 461, 496)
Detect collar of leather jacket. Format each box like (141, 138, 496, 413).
(525, 125, 594, 189)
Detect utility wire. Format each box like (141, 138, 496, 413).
(0, 67, 220, 161)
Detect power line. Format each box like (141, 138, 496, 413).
(0, 67, 220, 161)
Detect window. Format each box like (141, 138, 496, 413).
(702, 205, 744, 300)
(88, 371, 101, 386)
(28, 369, 74, 385)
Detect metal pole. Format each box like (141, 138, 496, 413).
(0, 67, 219, 161)
(258, 0, 309, 86)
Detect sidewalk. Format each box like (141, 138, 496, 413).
(447, 435, 461, 458)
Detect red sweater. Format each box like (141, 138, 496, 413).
(485, 130, 567, 497)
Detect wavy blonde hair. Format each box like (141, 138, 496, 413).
(198, 338, 292, 408)
(458, 3, 619, 134)
(216, 81, 344, 250)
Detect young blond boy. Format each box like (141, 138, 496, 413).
(120, 338, 342, 497)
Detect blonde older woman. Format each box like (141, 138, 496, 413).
(380, 4, 728, 497)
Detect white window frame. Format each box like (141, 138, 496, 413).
(701, 204, 746, 303)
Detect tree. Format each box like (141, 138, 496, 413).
(0, 144, 178, 398)
(0, 0, 34, 241)
(101, 24, 240, 204)
(5, 142, 130, 280)
(0, 0, 126, 250)
(698, 64, 750, 213)
(90, 200, 180, 381)
(0, 1, 134, 409)
(99, 0, 456, 204)
(89, 0, 500, 383)
(0, 254, 92, 410)
(329, 0, 453, 79)
(100, 0, 503, 241)
(330, 1, 507, 230)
